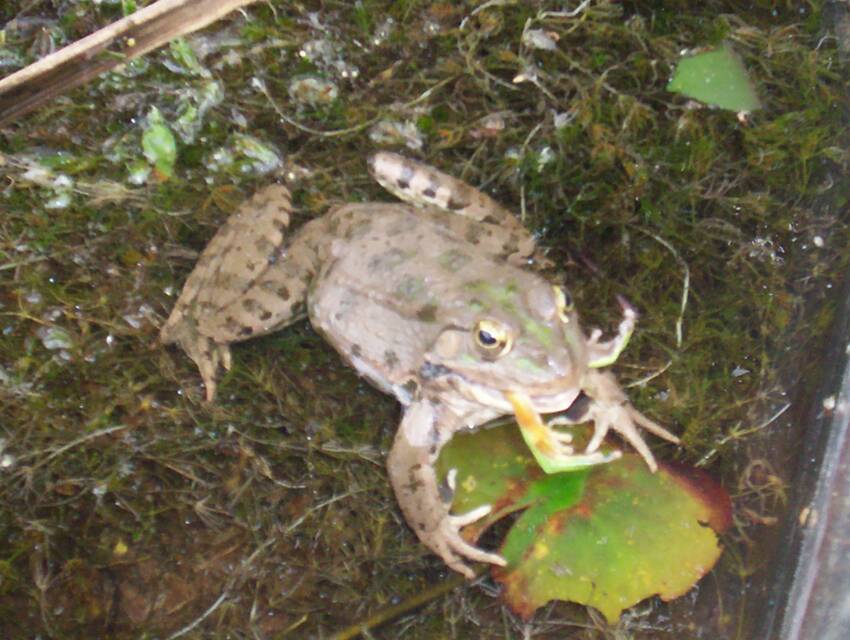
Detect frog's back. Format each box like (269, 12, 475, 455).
(306, 203, 544, 396)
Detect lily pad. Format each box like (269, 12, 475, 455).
(667, 43, 761, 112)
(437, 423, 731, 622)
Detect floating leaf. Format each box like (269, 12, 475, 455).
(437, 423, 731, 622)
(667, 43, 761, 112)
(232, 134, 281, 175)
(141, 107, 177, 179)
(166, 37, 210, 77)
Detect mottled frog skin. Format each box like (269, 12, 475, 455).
(160, 153, 679, 578)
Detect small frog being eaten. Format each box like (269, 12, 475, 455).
(160, 153, 679, 578)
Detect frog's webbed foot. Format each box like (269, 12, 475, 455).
(587, 296, 637, 368)
(160, 315, 231, 402)
(429, 470, 504, 578)
(581, 370, 679, 472)
(388, 404, 506, 578)
(161, 184, 317, 401)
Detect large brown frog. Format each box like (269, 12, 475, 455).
(160, 153, 679, 578)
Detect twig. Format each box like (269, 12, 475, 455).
(624, 360, 672, 389)
(284, 490, 358, 533)
(253, 78, 377, 139)
(696, 402, 791, 467)
(0, 0, 259, 125)
(518, 123, 543, 222)
(330, 570, 482, 640)
(635, 228, 690, 349)
(17, 425, 128, 473)
(166, 589, 230, 640)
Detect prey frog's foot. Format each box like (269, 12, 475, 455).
(587, 296, 637, 368)
(508, 391, 622, 471)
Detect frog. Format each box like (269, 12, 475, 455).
(160, 152, 679, 578)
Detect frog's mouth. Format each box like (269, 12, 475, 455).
(459, 377, 583, 447)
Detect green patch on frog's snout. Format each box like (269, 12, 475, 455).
(520, 317, 555, 350)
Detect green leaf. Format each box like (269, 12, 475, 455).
(667, 43, 761, 112)
(141, 107, 177, 178)
(437, 422, 731, 622)
(168, 38, 209, 77)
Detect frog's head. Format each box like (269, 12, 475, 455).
(420, 278, 591, 418)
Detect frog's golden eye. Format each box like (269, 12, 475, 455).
(473, 319, 512, 356)
(553, 286, 574, 322)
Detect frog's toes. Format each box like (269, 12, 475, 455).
(442, 520, 506, 568)
(198, 355, 219, 402)
(588, 404, 669, 472)
(544, 418, 575, 446)
(449, 504, 491, 528)
(630, 407, 680, 445)
(428, 505, 504, 578)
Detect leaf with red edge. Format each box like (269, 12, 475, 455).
(437, 422, 732, 622)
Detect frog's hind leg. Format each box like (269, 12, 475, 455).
(161, 185, 321, 400)
(368, 152, 518, 224)
(368, 152, 544, 265)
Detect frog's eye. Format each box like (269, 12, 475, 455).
(473, 319, 512, 356)
(553, 286, 574, 322)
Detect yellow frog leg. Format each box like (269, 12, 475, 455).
(506, 391, 621, 473)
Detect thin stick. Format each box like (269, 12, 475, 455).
(0, 0, 258, 126)
(329, 570, 481, 640)
(636, 228, 690, 349)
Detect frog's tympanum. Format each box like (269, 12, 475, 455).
(161, 153, 679, 578)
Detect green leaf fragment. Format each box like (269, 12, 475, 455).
(437, 423, 731, 622)
(667, 43, 761, 112)
(168, 38, 209, 77)
(232, 134, 282, 175)
(142, 107, 177, 178)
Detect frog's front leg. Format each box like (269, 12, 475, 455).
(580, 369, 680, 472)
(586, 295, 637, 368)
(387, 401, 505, 579)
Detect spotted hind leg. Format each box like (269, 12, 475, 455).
(161, 185, 322, 400)
(368, 152, 543, 265)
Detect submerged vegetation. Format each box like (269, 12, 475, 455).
(1, 1, 848, 637)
